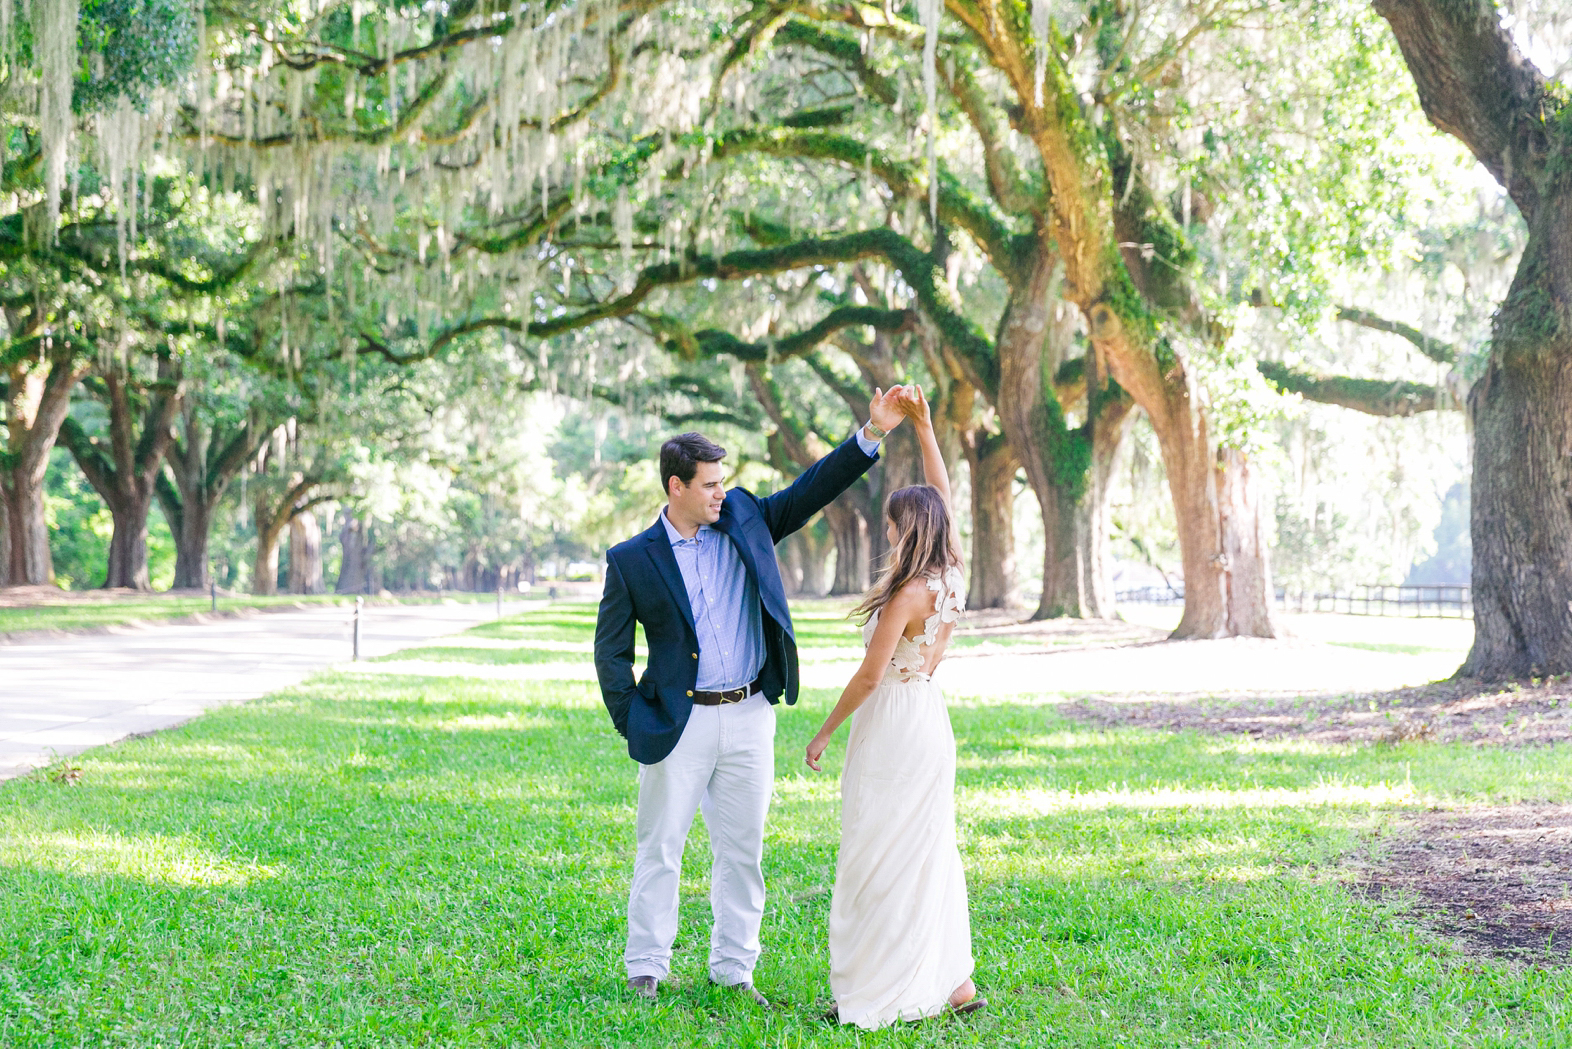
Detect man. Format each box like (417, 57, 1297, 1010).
(594, 388, 908, 1005)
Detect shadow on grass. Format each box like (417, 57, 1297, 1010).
(1064, 673, 1572, 751)
(3, 616, 1572, 1046)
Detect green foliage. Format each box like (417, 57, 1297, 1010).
(1178, 1, 1451, 322)
(147, 503, 176, 589)
(75, 0, 198, 112)
(43, 449, 110, 590)
(1272, 495, 1370, 592)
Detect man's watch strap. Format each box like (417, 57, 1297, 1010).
(863, 420, 888, 441)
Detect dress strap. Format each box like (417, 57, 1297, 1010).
(917, 566, 965, 651)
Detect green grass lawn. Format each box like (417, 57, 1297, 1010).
(2, 602, 1568, 1047)
(0, 592, 526, 637)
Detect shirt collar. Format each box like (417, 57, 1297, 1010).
(660, 507, 710, 546)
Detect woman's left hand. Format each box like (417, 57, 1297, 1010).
(897, 384, 932, 428)
(805, 733, 831, 772)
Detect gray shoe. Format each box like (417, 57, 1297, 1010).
(725, 981, 770, 1008)
(627, 975, 658, 1002)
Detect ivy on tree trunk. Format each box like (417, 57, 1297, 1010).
(1376, 0, 1572, 680)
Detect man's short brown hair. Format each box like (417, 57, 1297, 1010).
(660, 432, 727, 494)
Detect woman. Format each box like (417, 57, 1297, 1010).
(804, 385, 983, 1028)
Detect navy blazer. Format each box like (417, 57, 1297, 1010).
(594, 434, 879, 764)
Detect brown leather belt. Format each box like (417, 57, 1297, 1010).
(692, 678, 763, 706)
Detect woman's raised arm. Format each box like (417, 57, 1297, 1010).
(900, 386, 951, 509)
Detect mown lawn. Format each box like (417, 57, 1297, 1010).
(2, 602, 1569, 1047)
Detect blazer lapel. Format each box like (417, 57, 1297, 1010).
(643, 523, 697, 633)
(714, 503, 791, 631)
(710, 510, 759, 578)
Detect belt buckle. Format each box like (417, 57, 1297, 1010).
(720, 687, 744, 705)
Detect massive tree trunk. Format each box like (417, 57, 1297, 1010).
(336, 514, 371, 594)
(253, 484, 286, 596)
(1375, 0, 1572, 679)
(1103, 161, 1276, 637)
(1467, 297, 1572, 677)
(1102, 334, 1276, 637)
(164, 482, 214, 591)
(964, 430, 1018, 609)
(0, 467, 54, 588)
(991, 257, 1090, 619)
(823, 499, 871, 595)
(1147, 432, 1272, 637)
(159, 407, 265, 591)
(1, 346, 84, 587)
(796, 518, 832, 597)
(156, 466, 205, 592)
(1076, 351, 1137, 619)
(935, 6, 1274, 636)
(60, 365, 182, 591)
(288, 508, 325, 594)
(253, 474, 321, 597)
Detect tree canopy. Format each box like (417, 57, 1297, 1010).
(0, 0, 1565, 677)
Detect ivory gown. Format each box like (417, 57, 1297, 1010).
(829, 565, 973, 1029)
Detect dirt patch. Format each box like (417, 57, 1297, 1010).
(1068, 676, 1572, 747)
(1345, 806, 1572, 964)
(949, 610, 1167, 653)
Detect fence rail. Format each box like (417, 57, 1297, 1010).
(1116, 583, 1472, 618)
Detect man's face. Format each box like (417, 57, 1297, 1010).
(668, 460, 726, 527)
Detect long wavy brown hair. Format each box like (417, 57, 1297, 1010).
(851, 484, 962, 623)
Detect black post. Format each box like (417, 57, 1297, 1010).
(210, 578, 217, 613)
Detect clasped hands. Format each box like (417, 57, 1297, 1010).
(865, 383, 928, 437)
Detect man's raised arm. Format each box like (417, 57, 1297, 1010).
(594, 555, 640, 738)
(757, 386, 908, 543)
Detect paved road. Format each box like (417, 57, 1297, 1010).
(0, 601, 525, 781)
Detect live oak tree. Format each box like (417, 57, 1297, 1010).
(272, 0, 1410, 629)
(156, 335, 294, 591)
(0, 0, 199, 584)
(1258, 307, 1464, 418)
(12, 0, 1475, 612)
(55, 173, 285, 590)
(0, 320, 88, 586)
(58, 346, 182, 589)
(567, 0, 1412, 632)
(1374, 0, 1572, 679)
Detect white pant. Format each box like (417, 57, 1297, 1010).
(625, 691, 776, 985)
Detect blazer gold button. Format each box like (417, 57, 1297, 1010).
(687, 690, 694, 697)
(692, 652, 698, 659)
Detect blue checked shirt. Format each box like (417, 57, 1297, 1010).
(661, 509, 763, 691)
(661, 426, 881, 691)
